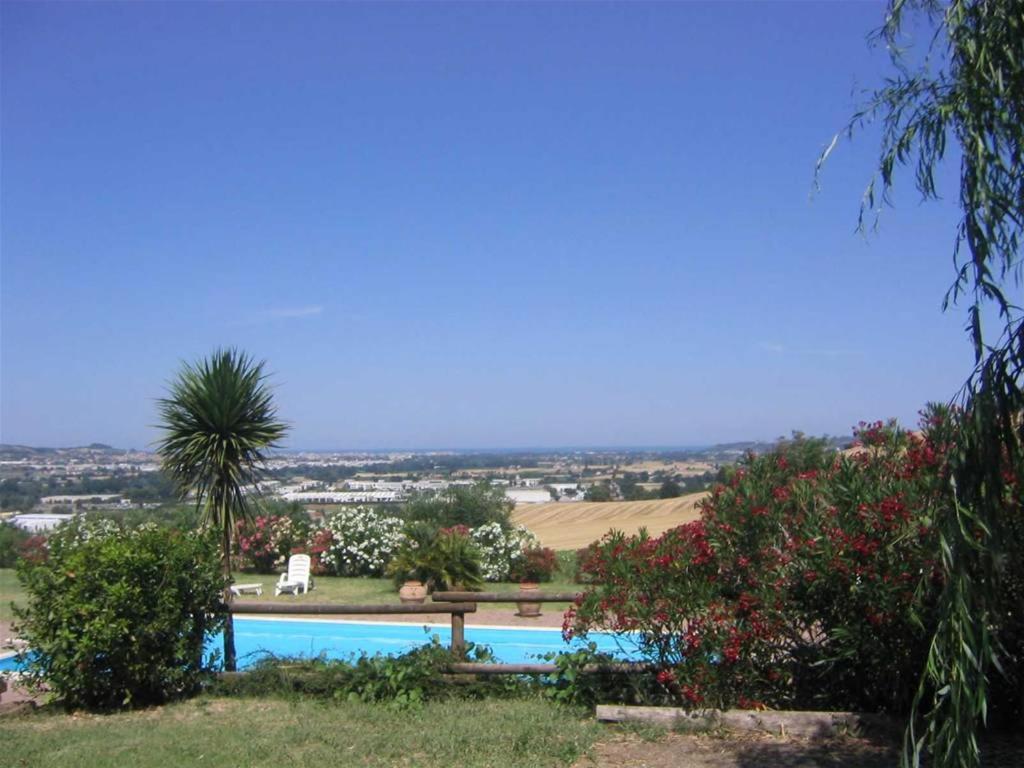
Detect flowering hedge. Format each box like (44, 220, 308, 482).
(316, 507, 405, 577)
(567, 411, 960, 714)
(470, 522, 539, 582)
(236, 515, 305, 574)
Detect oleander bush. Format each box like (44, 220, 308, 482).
(470, 522, 539, 581)
(316, 506, 404, 576)
(236, 515, 306, 573)
(510, 546, 558, 583)
(0, 522, 31, 568)
(565, 406, 1023, 715)
(14, 519, 224, 710)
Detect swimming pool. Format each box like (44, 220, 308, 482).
(0, 617, 638, 672)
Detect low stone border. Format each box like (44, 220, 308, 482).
(595, 705, 895, 738)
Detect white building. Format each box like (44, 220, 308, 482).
(549, 483, 583, 501)
(505, 488, 553, 505)
(10, 513, 74, 532)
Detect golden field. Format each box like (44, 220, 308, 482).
(512, 492, 706, 550)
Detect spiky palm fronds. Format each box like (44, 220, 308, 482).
(156, 349, 288, 670)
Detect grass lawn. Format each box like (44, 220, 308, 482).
(230, 572, 580, 612)
(0, 697, 602, 768)
(1, 568, 25, 623)
(1, 567, 580, 623)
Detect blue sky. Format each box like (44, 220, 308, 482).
(1, 1, 978, 450)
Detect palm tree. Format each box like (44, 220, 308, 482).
(156, 349, 288, 671)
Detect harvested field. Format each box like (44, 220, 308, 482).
(513, 493, 705, 550)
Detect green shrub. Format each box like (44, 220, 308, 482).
(569, 410, 969, 714)
(403, 482, 514, 529)
(542, 643, 662, 707)
(213, 638, 524, 707)
(510, 547, 558, 583)
(388, 525, 484, 592)
(0, 522, 30, 567)
(554, 550, 578, 582)
(14, 519, 225, 710)
(316, 506, 404, 576)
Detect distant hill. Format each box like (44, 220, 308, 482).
(0, 443, 127, 460)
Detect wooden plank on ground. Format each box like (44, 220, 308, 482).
(595, 705, 893, 738)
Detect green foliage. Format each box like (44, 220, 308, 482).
(14, 519, 225, 710)
(510, 547, 558, 583)
(87, 504, 202, 531)
(403, 482, 514, 529)
(555, 549, 579, 582)
(542, 643, 661, 708)
(658, 479, 683, 498)
(569, 415, 969, 714)
(213, 638, 522, 708)
(1, 697, 602, 768)
(584, 483, 613, 502)
(0, 522, 30, 567)
(236, 514, 309, 573)
(386, 526, 484, 592)
(156, 348, 288, 671)
(156, 348, 288, 531)
(317, 506, 404, 576)
(819, 2, 1024, 764)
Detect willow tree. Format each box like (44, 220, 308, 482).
(819, 1, 1024, 765)
(157, 349, 288, 671)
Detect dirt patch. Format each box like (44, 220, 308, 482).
(576, 730, 898, 768)
(576, 729, 1024, 768)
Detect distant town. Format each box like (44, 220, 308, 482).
(0, 437, 853, 531)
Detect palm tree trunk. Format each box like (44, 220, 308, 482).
(222, 522, 237, 672)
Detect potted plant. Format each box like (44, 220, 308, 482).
(387, 522, 435, 603)
(511, 547, 557, 617)
(387, 524, 484, 599)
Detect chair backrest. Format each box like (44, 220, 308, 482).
(287, 554, 311, 584)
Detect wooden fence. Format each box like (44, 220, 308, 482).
(229, 592, 647, 677)
(229, 601, 476, 653)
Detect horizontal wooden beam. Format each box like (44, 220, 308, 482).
(229, 601, 477, 615)
(431, 591, 581, 603)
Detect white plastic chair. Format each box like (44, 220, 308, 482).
(275, 554, 312, 596)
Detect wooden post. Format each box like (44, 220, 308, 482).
(451, 611, 465, 656)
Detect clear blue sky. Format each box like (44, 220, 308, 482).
(1, 1, 977, 450)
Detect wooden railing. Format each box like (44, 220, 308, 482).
(229, 593, 645, 677)
(229, 601, 477, 653)
(431, 591, 581, 603)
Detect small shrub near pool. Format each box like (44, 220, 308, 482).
(14, 519, 224, 710)
(212, 638, 524, 707)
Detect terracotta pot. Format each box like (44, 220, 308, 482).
(516, 582, 542, 618)
(398, 580, 427, 604)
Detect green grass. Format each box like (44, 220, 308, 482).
(1, 567, 25, 623)
(0, 697, 602, 768)
(231, 572, 580, 611)
(0, 567, 580, 621)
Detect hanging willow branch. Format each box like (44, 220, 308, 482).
(818, 2, 1024, 766)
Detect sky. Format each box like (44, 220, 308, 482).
(0, 1, 986, 450)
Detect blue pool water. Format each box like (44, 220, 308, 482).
(0, 618, 638, 672)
